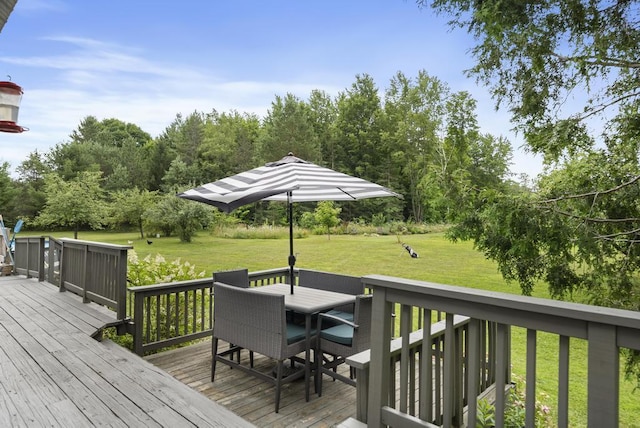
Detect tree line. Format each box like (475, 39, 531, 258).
(0, 70, 518, 240)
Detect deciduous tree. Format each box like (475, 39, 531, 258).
(36, 171, 107, 239)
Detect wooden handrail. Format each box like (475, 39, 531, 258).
(361, 274, 640, 428)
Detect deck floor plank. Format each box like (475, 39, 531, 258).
(0, 276, 253, 428)
(0, 289, 158, 426)
(1, 277, 117, 334)
(145, 340, 359, 427)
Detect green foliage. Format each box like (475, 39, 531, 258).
(259, 93, 322, 162)
(426, 0, 639, 161)
(299, 211, 316, 229)
(143, 193, 213, 242)
(109, 188, 158, 238)
(36, 171, 108, 239)
(423, 2, 640, 355)
(475, 399, 495, 428)
(127, 249, 205, 287)
(110, 250, 207, 351)
(371, 212, 386, 227)
(2, 68, 517, 231)
(0, 162, 18, 220)
(14, 150, 50, 220)
(215, 225, 299, 240)
(314, 201, 341, 239)
(476, 375, 553, 428)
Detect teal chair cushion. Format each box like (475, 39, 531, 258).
(286, 323, 316, 344)
(320, 324, 354, 346)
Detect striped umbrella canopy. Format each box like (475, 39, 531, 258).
(178, 153, 401, 292)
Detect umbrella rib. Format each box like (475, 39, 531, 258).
(336, 187, 357, 200)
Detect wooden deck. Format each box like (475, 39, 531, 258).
(145, 340, 359, 427)
(0, 276, 252, 427)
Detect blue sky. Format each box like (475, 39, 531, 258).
(0, 0, 542, 178)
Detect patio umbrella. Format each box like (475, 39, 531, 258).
(178, 153, 401, 293)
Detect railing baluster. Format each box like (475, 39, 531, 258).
(399, 304, 411, 413)
(434, 335, 442, 425)
(182, 290, 187, 335)
(526, 329, 537, 428)
(494, 323, 509, 428)
(420, 309, 433, 423)
(443, 313, 454, 428)
(146, 296, 152, 343)
(454, 317, 463, 425)
(192, 289, 197, 334)
(558, 335, 570, 428)
(466, 318, 481, 428)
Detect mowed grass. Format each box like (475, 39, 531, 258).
(30, 229, 640, 426)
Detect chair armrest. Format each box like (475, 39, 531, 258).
(319, 312, 359, 329)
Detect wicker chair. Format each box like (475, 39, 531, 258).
(213, 268, 250, 288)
(316, 294, 373, 396)
(213, 268, 252, 364)
(211, 282, 309, 413)
(298, 269, 364, 321)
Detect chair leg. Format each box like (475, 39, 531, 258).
(211, 338, 219, 382)
(275, 361, 283, 413)
(318, 363, 323, 397)
(249, 351, 254, 368)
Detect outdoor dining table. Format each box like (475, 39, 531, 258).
(252, 283, 356, 402)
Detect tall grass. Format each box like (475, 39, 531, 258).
(31, 228, 640, 426)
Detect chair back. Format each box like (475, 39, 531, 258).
(298, 269, 363, 295)
(213, 282, 287, 359)
(213, 268, 250, 288)
(352, 294, 373, 352)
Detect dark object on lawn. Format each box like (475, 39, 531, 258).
(147, 239, 153, 245)
(402, 243, 418, 258)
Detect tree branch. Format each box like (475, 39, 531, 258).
(539, 175, 640, 204)
(551, 52, 640, 70)
(545, 208, 640, 224)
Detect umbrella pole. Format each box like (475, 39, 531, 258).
(287, 192, 295, 294)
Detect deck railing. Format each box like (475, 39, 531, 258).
(128, 267, 294, 355)
(359, 274, 640, 428)
(347, 315, 504, 425)
(14, 236, 131, 320)
(13, 235, 46, 281)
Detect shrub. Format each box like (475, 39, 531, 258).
(105, 250, 207, 350)
(476, 375, 553, 428)
(127, 250, 205, 286)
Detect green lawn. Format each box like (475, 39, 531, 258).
(31, 229, 640, 426)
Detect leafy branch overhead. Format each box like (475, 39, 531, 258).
(422, 1, 640, 315)
(425, 0, 640, 159)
